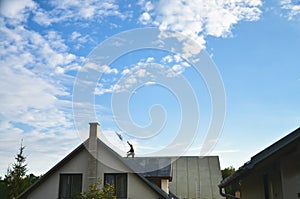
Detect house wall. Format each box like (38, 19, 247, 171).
(28, 148, 89, 199)
(240, 164, 285, 199)
(240, 172, 265, 199)
(26, 142, 163, 199)
(280, 149, 300, 199)
(240, 146, 300, 199)
(128, 173, 163, 199)
(169, 156, 223, 199)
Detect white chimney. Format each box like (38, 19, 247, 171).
(87, 122, 99, 185)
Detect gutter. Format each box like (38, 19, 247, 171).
(218, 186, 239, 199)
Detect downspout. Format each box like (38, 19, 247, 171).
(219, 186, 239, 199)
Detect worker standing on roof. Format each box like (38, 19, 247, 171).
(126, 141, 135, 158)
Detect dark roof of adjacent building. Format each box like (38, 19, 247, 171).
(17, 138, 171, 199)
(219, 127, 300, 188)
(123, 157, 172, 179)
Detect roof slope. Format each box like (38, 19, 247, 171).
(17, 139, 170, 199)
(123, 157, 172, 179)
(17, 141, 86, 199)
(219, 127, 300, 188)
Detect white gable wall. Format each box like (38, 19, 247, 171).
(28, 148, 89, 199)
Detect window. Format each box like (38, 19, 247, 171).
(104, 173, 127, 199)
(59, 174, 82, 199)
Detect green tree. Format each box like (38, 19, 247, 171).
(5, 141, 28, 198)
(221, 166, 240, 197)
(78, 178, 116, 199)
(0, 177, 9, 199)
(3, 141, 39, 199)
(1, 141, 40, 199)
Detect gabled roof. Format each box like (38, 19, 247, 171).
(219, 127, 300, 188)
(17, 141, 86, 199)
(17, 139, 170, 199)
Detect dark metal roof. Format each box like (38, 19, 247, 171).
(123, 157, 172, 179)
(219, 127, 300, 188)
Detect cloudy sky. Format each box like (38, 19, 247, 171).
(0, 0, 299, 176)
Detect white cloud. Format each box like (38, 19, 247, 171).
(71, 31, 81, 40)
(94, 83, 114, 95)
(83, 63, 118, 74)
(55, 67, 65, 74)
(121, 68, 131, 75)
(144, 1, 154, 11)
(162, 55, 173, 63)
(280, 0, 300, 20)
(33, 0, 126, 26)
(125, 77, 137, 85)
(0, 13, 84, 175)
(0, 0, 36, 23)
(161, 54, 190, 69)
(95, 63, 152, 95)
(172, 64, 183, 73)
(136, 68, 147, 77)
(69, 32, 91, 49)
(139, 12, 152, 25)
(139, 0, 262, 52)
(146, 57, 155, 63)
(145, 81, 156, 86)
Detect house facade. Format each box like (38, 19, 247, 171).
(18, 122, 224, 199)
(219, 127, 300, 199)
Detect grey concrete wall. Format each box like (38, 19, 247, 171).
(169, 156, 224, 199)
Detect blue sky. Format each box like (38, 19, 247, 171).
(0, 0, 299, 176)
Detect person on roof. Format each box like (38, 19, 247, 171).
(126, 141, 135, 158)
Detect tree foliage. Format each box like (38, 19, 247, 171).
(78, 178, 116, 199)
(2, 141, 39, 199)
(0, 177, 9, 199)
(5, 141, 28, 198)
(221, 166, 240, 197)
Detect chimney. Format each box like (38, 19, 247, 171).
(87, 122, 99, 185)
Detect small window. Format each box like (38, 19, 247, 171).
(104, 173, 127, 199)
(59, 174, 82, 199)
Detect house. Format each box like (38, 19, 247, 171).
(218, 127, 300, 199)
(17, 122, 224, 199)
